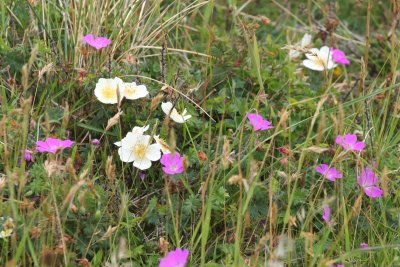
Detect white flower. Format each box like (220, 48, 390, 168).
(302, 46, 337, 71)
(0, 229, 12, 239)
(154, 135, 171, 154)
(122, 82, 149, 100)
(289, 33, 312, 59)
(94, 77, 124, 104)
(114, 125, 150, 147)
(0, 217, 14, 239)
(115, 131, 161, 170)
(161, 102, 192, 123)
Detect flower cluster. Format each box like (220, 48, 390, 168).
(94, 77, 149, 104)
(316, 132, 382, 236)
(290, 33, 350, 72)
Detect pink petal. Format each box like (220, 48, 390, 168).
(363, 186, 383, 198)
(159, 248, 189, 267)
(358, 168, 377, 187)
(327, 168, 343, 180)
(82, 34, 111, 50)
(61, 140, 74, 148)
(331, 48, 350, 65)
(343, 134, 357, 146)
(162, 166, 176, 175)
(322, 206, 331, 223)
(82, 34, 95, 44)
(160, 153, 173, 165)
(94, 37, 111, 48)
(172, 152, 182, 162)
(316, 164, 329, 175)
(247, 113, 273, 131)
(352, 141, 366, 151)
(335, 135, 343, 145)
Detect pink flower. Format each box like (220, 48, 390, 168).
(160, 152, 184, 175)
(360, 243, 368, 249)
(357, 168, 383, 198)
(91, 139, 100, 146)
(82, 34, 111, 50)
(247, 113, 274, 131)
(159, 248, 189, 267)
(315, 164, 343, 181)
(322, 205, 334, 225)
(331, 48, 350, 65)
(23, 150, 32, 162)
(335, 134, 365, 151)
(36, 138, 74, 154)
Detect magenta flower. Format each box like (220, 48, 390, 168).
(159, 248, 189, 267)
(36, 138, 74, 154)
(160, 152, 184, 175)
(91, 139, 100, 146)
(82, 34, 111, 50)
(315, 164, 343, 181)
(247, 113, 274, 131)
(357, 168, 383, 198)
(335, 134, 365, 151)
(139, 172, 146, 181)
(360, 243, 368, 249)
(322, 205, 334, 225)
(331, 48, 350, 65)
(23, 150, 32, 162)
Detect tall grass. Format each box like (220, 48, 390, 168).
(1, 0, 399, 266)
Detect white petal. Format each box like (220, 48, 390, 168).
(305, 48, 320, 60)
(133, 158, 152, 170)
(162, 102, 191, 123)
(118, 147, 135, 162)
(131, 125, 149, 135)
(170, 112, 185, 123)
(122, 82, 149, 100)
(301, 34, 312, 47)
(302, 59, 325, 71)
(94, 78, 119, 104)
(114, 141, 122, 147)
(114, 77, 124, 84)
(154, 135, 171, 154)
(319, 46, 331, 59)
(119, 132, 139, 148)
(145, 144, 161, 161)
(134, 85, 149, 99)
(161, 102, 173, 115)
(326, 60, 337, 70)
(136, 134, 151, 146)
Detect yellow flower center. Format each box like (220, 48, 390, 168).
(124, 85, 136, 97)
(102, 87, 116, 100)
(134, 144, 146, 159)
(314, 55, 328, 68)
